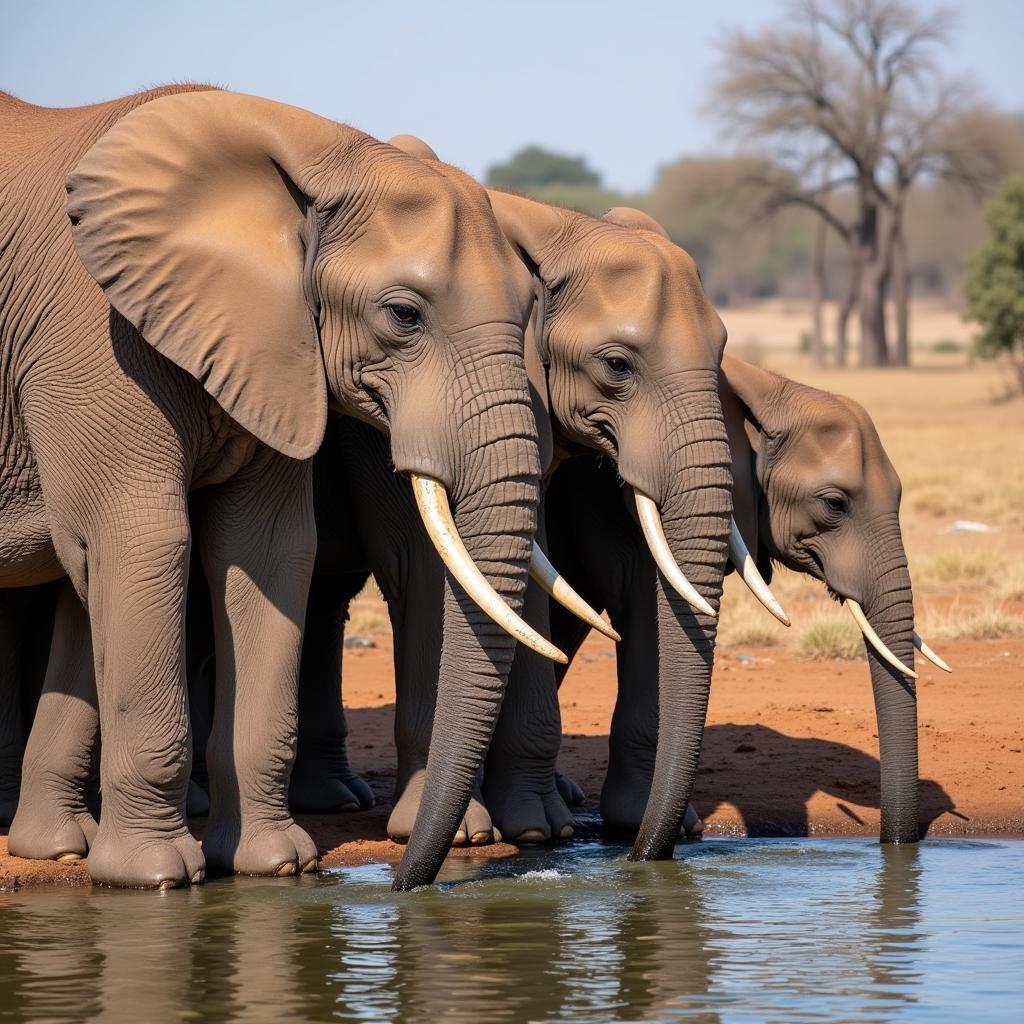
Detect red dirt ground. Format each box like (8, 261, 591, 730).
(2, 630, 1021, 890)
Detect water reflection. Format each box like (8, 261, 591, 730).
(0, 840, 1020, 1023)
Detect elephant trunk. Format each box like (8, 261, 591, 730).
(863, 522, 919, 843)
(628, 377, 732, 860)
(392, 354, 540, 890)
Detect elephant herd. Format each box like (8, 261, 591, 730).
(0, 85, 949, 891)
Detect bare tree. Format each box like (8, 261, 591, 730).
(711, 0, 1005, 366)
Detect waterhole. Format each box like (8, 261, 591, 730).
(1, 838, 1021, 1022)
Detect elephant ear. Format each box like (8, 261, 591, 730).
(67, 90, 347, 459)
(601, 207, 671, 239)
(720, 355, 788, 580)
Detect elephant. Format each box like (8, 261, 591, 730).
(270, 153, 769, 863)
(544, 353, 951, 843)
(0, 86, 551, 889)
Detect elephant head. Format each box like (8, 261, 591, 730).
(722, 354, 949, 843)
(65, 90, 558, 888)
(482, 195, 740, 859)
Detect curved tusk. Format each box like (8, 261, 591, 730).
(913, 631, 952, 673)
(530, 543, 621, 642)
(410, 474, 568, 664)
(844, 599, 917, 678)
(634, 492, 716, 618)
(727, 518, 791, 627)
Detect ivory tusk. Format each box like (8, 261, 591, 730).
(844, 599, 917, 678)
(913, 631, 952, 673)
(410, 474, 568, 664)
(530, 543, 621, 642)
(634, 492, 716, 618)
(727, 518, 791, 627)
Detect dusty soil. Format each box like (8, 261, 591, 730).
(3, 628, 1020, 890)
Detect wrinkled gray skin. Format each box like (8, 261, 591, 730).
(282, 190, 735, 854)
(1, 87, 541, 889)
(545, 355, 921, 843)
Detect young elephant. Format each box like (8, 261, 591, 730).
(1, 87, 548, 889)
(545, 355, 950, 844)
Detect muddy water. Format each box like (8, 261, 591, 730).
(1, 839, 1022, 1022)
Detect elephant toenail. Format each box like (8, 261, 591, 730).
(339, 802, 360, 813)
(516, 829, 547, 843)
(558, 825, 574, 839)
(470, 831, 491, 845)
(190, 869, 204, 884)
(453, 830, 467, 845)
(275, 862, 296, 877)
(300, 858, 318, 873)
(158, 878, 177, 890)
(56, 852, 82, 863)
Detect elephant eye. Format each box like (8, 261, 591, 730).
(822, 494, 848, 515)
(603, 355, 632, 376)
(386, 303, 421, 332)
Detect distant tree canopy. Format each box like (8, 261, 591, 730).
(965, 175, 1024, 387)
(486, 145, 602, 191)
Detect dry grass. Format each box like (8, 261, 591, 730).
(795, 612, 865, 661)
(917, 602, 1024, 642)
(346, 578, 391, 637)
(916, 549, 996, 589)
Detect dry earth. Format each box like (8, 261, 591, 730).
(3, 302, 1022, 889)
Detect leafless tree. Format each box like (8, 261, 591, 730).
(711, 0, 1006, 366)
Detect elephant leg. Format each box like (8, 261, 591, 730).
(384, 550, 491, 846)
(0, 589, 31, 824)
(199, 449, 319, 877)
(483, 527, 574, 845)
(73, 503, 205, 889)
(8, 580, 99, 861)
(185, 551, 213, 818)
(600, 588, 702, 839)
(289, 570, 375, 813)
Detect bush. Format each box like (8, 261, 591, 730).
(796, 612, 864, 661)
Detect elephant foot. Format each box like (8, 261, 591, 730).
(485, 771, 575, 845)
(187, 779, 210, 818)
(7, 785, 99, 862)
(555, 771, 586, 807)
(601, 770, 702, 838)
(87, 825, 205, 889)
(289, 758, 375, 814)
(202, 817, 319, 877)
(388, 769, 492, 846)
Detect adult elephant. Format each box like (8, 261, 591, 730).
(0, 87, 551, 888)
(274, 144, 759, 874)
(545, 354, 950, 844)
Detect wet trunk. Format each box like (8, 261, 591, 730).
(392, 360, 539, 890)
(864, 523, 919, 843)
(628, 380, 732, 860)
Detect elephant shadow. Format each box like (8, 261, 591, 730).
(691, 723, 961, 838)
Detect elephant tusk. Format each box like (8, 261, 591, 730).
(913, 630, 952, 673)
(410, 474, 568, 664)
(727, 517, 791, 626)
(634, 492, 716, 618)
(530, 542, 621, 642)
(844, 599, 917, 678)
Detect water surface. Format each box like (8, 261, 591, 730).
(1, 838, 1022, 1022)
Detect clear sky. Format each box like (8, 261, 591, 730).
(2, 0, 1021, 191)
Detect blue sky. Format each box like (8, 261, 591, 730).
(3, 0, 1021, 191)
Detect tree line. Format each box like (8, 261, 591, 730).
(486, 1, 1024, 370)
